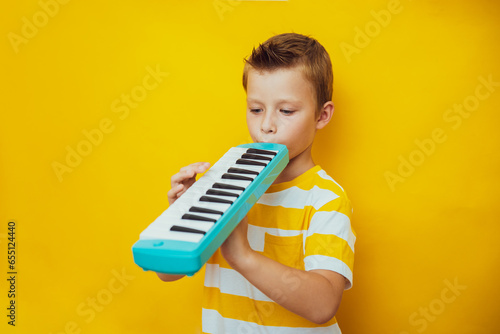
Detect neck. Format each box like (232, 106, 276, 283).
(273, 144, 315, 184)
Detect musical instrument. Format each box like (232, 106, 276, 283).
(132, 143, 289, 276)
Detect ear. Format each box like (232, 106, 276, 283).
(316, 101, 334, 130)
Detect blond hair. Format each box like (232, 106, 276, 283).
(242, 33, 333, 116)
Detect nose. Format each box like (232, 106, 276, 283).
(261, 110, 277, 134)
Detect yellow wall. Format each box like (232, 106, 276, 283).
(1, 0, 499, 333)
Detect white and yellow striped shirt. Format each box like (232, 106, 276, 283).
(202, 165, 355, 333)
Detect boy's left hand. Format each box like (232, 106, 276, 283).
(220, 216, 254, 270)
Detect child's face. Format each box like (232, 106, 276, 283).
(246, 66, 319, 160)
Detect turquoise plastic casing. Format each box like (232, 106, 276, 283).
(132, 143, 289, 276)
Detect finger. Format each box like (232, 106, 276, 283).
(167, 184, 182, 199)
(177, 185, 189, 198)
(191, 161, 211, 169)
(181, 162, 211, 177)
(171, 169, 194, 186)
(181, 161, 209, 171)
(194, 162, 211, 173)
(167, 184, 184, 203)
(172, 162, 210, 186)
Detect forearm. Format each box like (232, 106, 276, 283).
(233, 251, 343, 324)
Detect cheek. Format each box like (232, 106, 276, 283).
(286, 122, 315, 153)
(285, 120, 310, 140)
(246, 116, 258, 137)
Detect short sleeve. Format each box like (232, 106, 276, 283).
(303, 195, 355, 289)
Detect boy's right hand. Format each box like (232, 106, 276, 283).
(167, 162, 211, 205)
(156, 161, 211, 283)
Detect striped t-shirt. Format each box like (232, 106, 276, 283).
(202, 165, 355, 334)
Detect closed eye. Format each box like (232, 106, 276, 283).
(280, 109, 295, 115)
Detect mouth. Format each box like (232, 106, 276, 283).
(256, 138, 274, 143)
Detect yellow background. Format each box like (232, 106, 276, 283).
(1, 0, 499, 333)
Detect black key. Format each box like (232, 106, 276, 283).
(212, 182, 246, 191)
(241, 153, 272, 161)
(246, 148, 277, 156)
(182, 214, 217, 223)
(236, 159, 267, 167)
(200, 195, 233, 204)
(189, 206, 224, 215)
(206, 189, 239, 197)
(222, 173, 254, 181)
(170, 225, 206, 235)
(227, 167, 259, 175)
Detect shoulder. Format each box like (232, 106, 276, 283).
(307, 167, 352, 216)
(303, 168, 356, 289)
(257, 166, 351, 215)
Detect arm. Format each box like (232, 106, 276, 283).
(221, 217, 346, 324)
(155, 161, 211, 282)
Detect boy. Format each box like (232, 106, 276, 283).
(157, 33, 355, 333)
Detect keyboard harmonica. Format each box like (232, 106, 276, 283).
(132, 143, 289, 276)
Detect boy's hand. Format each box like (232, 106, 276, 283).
(220, 216, 254, 270)
(167, 162, 210, 205)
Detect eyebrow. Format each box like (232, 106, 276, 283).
(246, 97, 302, 105)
